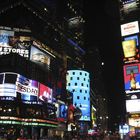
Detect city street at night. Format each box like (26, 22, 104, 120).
(0, 0, 139, 140)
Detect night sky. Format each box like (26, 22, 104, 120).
(84, 0, 126, 130)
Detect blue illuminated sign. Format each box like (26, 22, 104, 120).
(66, 70, 90, 121)
(124, 35, 139, 46)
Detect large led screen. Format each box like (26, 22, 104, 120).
(119, 124, 129, 134)
(30, 46, 50, 68)
(121, 21, 139, 37)
(120, 0, 139, 14)
(0, 34, 30, 58)
(126, 99, 140, 113)
(123, 63, 140, 93)
(16, 74, 38, 102)
(59, 104, 67, 118)
(39, 83, 52, 103)
(122, 40, 139, 63)
(124, 35, 139, 46)
(0, 72, 17, 100)
(67, 70, 90, 121)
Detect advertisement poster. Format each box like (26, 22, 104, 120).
(59, 104, 67, 118)
(123, 63, 140, 93)
(16, 74, 39, 102)
(122, 40, 139, 63)
(120, 0, 139, 15)
(39, 83, 52, 103)
(124, 35, 139, 46)
(121, 21, 139, 36)
(30, 46, 50, 68)
(126, 99, 140, 113)
(0, 34, 30, 58)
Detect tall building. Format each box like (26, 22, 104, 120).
(0, 0, 91, 139)
(119, 0, 140, 137)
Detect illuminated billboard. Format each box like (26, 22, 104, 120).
(123, 63, 140, 93)
(124, 35, 139, 46)
(126, 99, 140, 113)
(119, 124, 129, 134)
(122, 40, 139, 63)
(120, 0, 139, 14)
(129, 116, 140, 127)
(16, 74, 39, 102)
(0, 72, 17, 100)
(91, 106, 96, 127)
(66, 70, 90, 121)
(39, 83, 52, 103)
(121, 21, 139, 36)
(59, 104, 67, 118)
(30, 46, 50, 68)
(0, 34, 30, 58)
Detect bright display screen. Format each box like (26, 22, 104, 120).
(59, 104, 67, 118)
(121, 21, 139, 37)
(0, 34, 30, 58)
(119, 124, 129, 134)
(122, 40, 137, 58)
(0, 73, 53, 104)
(124, 35, 139, 46)
(16, 74, 38, 101)
(123, 63, 140, 93)
(126, 99, 140, 113)
(129, 118, 140, 127)
(120, 0, 139, 14)
(122, 40, 139, 63)
(0, 72, 17, 99)
(67, 70, 90, 121)
(30, 46, 50, 68)
(39, 83, 52, 103)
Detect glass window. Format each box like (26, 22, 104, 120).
(5, 73, 17, 84)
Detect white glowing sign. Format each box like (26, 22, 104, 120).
(121, 21, 139, 36)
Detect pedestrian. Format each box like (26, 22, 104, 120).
(124, 133, 130, 140)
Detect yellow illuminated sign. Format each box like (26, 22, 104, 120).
(122, 40, 136, 58)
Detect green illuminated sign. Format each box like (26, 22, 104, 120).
(0, 120, 57, 127)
